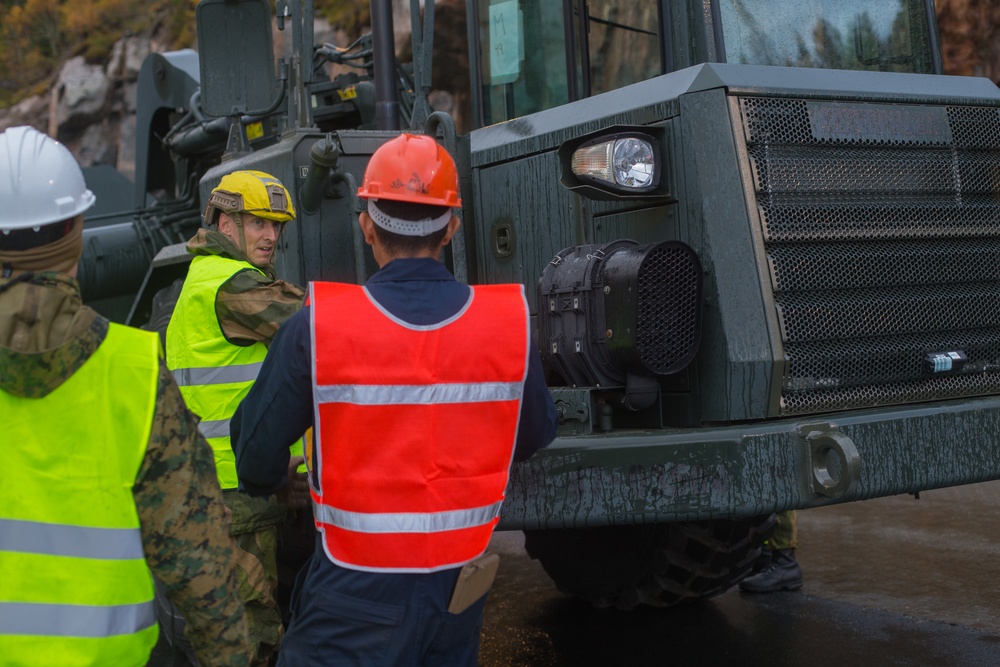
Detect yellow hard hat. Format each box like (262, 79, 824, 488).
(203, 170, 295, 226)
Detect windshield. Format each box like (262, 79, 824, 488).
(472, 0, 938, 128)
(474, 0, 661, 127)
(718, 0, 936, 74)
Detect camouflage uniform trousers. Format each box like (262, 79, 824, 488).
(765, 509, 798, 550)
(224, 490, 287, 667)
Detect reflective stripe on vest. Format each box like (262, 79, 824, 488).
(313, 381, 523, 405)
(171, 361, 264, 387)
(165, 254, 268, 489)
(313, 500, 504, 534)
(0, 601, 155, 638)
(0, 518, 144, 560)
(0, 322, 159, 665)
(310, 281, 530, 573)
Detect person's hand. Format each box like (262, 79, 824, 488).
(276, 456, 310, 509)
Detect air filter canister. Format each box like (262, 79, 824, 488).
(539, 239, 702, 389)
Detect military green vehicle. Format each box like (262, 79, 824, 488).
(79, 0, 1000, 611)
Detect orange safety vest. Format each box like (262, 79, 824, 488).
(310, 281, 530, 572)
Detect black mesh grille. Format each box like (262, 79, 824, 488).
(738, 96, 1000, 415)
(636, 244, 702, 373)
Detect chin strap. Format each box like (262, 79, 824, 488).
(234, 211, 251, 259)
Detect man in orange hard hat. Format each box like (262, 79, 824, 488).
(231, 133, 558, 665)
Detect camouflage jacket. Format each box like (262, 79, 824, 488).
(185, 229, 305, 345)
(0, 272, 251, 667)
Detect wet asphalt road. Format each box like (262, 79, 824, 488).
(151, 480, 1000, 666)
(479, 480, 1000, 666)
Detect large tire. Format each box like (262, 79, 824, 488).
(523, 515, 776, 610)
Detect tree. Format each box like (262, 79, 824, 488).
(937, 0, 1000, 81)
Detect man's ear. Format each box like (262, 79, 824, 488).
(217, 212, 234, 237)
(358, 211, 377, 247)
(440, 215, 461, 247)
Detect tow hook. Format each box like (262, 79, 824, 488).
(800, 424, 861, 499)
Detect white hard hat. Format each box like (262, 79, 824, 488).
(0, 126, 95, 231)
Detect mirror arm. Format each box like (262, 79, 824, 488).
(245, 59, 289, 117)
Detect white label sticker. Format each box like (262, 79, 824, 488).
(489, 0, 521, 83)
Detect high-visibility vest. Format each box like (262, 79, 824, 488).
(310, 281, 530, 572)
(0, 322, 159, 666)
(166, 254, 270, 490)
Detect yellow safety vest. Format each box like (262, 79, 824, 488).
(0, 323, 159, 667)
(167, 254, 304, 489)
(166, 254, 269, 490)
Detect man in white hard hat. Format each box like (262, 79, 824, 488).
(0, 125, 251, 667)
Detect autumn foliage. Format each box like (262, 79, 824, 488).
(0, 0, 198, 102)
(1, 0, 999, 108)
(936, 0, 1000, 79)
(0, 0, 366, 105)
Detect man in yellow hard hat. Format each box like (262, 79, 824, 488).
(166, 170, 309, 666)
(0, 126, 251, 666)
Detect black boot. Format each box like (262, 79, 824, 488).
(739, 548, 802, 593)
(750, 547, 772, 574)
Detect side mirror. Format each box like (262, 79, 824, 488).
(195, 0, 278, 117)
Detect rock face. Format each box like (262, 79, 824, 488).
(0, 15, 346, 180)
(0, 34, 157, 181)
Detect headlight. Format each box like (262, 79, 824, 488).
(571, 134, 659, 192)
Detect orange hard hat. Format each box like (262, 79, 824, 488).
(357, 133, 461, 208)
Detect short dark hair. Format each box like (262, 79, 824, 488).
(370, 199, 450, 255)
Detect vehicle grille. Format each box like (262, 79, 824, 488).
(737, 97, 1000, 415)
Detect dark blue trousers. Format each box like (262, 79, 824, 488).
(277, 539, 486, 666)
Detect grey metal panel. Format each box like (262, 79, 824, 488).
(499, 395, 1000, 529)
(133, 49, 201, 208)
(471, 151, 580, 312)
(470, 63, 1000, 165)
(592, 205, 679, 245)
(680, 88, 772, 422)
(195, 0, 276, 117)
